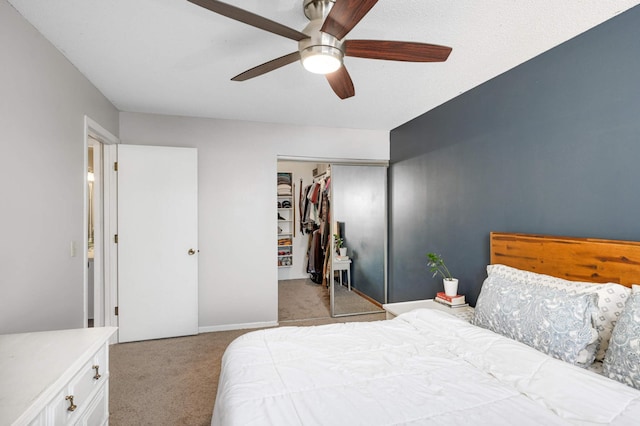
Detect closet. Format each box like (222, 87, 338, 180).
(277, 160, 387, 317)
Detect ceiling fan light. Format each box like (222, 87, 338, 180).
(303, 54, 341, 74)
(301, 45, 343, 74)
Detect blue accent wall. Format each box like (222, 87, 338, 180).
(389, 6, 640, 305)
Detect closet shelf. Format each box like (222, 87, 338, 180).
(277, 172, 294, 269)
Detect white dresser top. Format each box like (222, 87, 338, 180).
(0, 327, 117, 425)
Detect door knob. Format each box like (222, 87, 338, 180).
(188, 248, 196, 255)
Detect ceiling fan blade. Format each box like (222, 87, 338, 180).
(188, 0, 309, 41)
(321, 0, 379, 40)
(326, 66, 355, 99)
(231, 52, 301, 81)
(344, 40, 452, 62)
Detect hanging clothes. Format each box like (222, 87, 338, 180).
(301, 171, 331, 283)
(307, 229, 323, 284)
(300, 183, 322, 234)
(320, 190, 330, 250)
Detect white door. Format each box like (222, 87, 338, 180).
(117, 145, 198, 343)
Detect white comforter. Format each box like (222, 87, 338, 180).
(212, 309, 640, 425)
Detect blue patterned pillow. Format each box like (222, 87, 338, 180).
(603, 292, 640, 389)
(472, 274, 599, 367)
(486, 264, 630, 361)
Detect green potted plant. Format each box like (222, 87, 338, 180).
(427, 252, 458, 296)
(334, 234, 347, 257)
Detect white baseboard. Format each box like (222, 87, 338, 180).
(199, 321, 279, 334)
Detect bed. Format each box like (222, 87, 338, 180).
(212, 233, 640, 425)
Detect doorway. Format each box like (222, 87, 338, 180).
(84, 116, 119, 330)
(277, 158, 387, 322)
(277, 160, 328, 323)
(87, 138, 102, 327)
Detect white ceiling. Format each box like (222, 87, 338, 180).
(8, 0, 640, 130)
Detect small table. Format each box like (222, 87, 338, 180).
(382, 299, 474, 322)
(332, 257, 352, 291)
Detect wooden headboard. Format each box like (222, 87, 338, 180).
(490, 232, 640, 288)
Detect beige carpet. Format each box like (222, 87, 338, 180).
(333, 280, 384, 316)
(279, 278, 383, 320)
(278, 278, 331, 322)
(109, 281, 386, 425)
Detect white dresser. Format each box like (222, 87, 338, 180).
(0, 327, 117, 425)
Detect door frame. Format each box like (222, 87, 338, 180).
(275, 155, 389, 319)
(84, 116, 119, 330)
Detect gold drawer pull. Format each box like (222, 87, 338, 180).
(92, 365, 101, 380)
(65, 395, 77, 412)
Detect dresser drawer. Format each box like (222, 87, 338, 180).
(77, 386, 108, 426)
(27, 410, 46, 426)
(48, 344, 108, 424)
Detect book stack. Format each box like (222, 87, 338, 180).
(434, 292, 469, 308)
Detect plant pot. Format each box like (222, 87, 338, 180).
(443, 278, 459, 297)
(339, 247, 347, 257)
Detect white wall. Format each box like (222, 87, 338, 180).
(277, 161, 317, 281)
(0, 0, 119, 334)
(119, 112, 389, 331)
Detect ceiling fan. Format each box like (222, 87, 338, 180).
(187, 0, 452, 99)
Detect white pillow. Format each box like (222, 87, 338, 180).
(633, 284, 639, 292)
(486, 264, 631, 361)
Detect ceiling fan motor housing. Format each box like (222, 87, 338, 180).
(299, 19, 344, 73)
(300, 1, 344, 74)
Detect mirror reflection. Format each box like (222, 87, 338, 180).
(330, 165, 386, 316)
